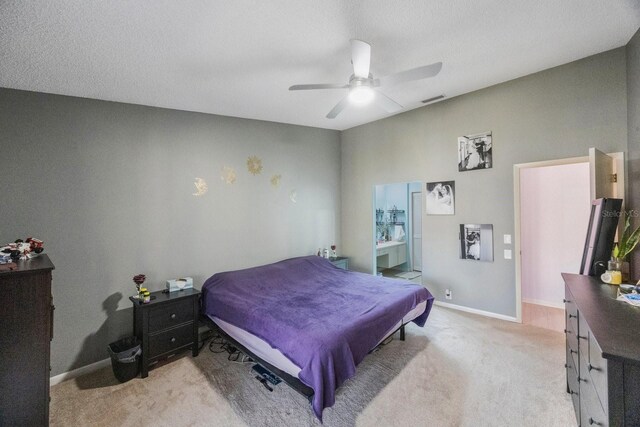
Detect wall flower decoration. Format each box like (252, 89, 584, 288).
(221, 166, 237, 184)
(247, 155, 263, 175)
(271, 174, 282, 188)
(192, 177, 208, 196)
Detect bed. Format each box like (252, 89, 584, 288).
(201, 255, 434, 420)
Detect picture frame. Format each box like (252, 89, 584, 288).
(426, 181, 455, 215)
(458, 132, 492, 172)
(460, 224, 494, 262)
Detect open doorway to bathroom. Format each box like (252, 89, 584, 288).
(373, 181, 422, 285)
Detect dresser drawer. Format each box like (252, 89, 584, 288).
(588, 333, 608, 413)
(565, 304, 579, 338)
(566, 344, 580, 392)
(566, 321, 579, 369)
(580, 372, 609, 427)
(148, 298, 194, 332)
(566, 347, 580, 425)
(148, 323, 194, 358)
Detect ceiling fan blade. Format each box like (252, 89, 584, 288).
(289, 83, 348, 91)
(351, 39, 371, 78)
(375, 91, 403, 113)
(326, 96, 350, 119)
(375, 62, 442, 87)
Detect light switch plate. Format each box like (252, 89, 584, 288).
(504, 234, 512, 245)
(504, 249, 512, 259)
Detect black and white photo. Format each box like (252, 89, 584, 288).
(426, 181, 455, 215)
(458, 132, 492, 171)
(460, 224, 494, 261)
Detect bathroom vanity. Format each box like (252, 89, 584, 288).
(376, 241, 407, 269)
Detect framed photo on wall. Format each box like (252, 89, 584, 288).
(458, 132, 492, 172)
(426, 181, 455, 215)
(459, 224, 494, 261)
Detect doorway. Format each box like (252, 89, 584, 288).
(514, 149, 625, 329)
(519, 161, 590, 331)
(373, 181, 422, 284)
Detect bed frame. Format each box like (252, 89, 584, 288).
(200, 315, 406, 402)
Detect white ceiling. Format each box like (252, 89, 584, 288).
(1, 1, 639, 131)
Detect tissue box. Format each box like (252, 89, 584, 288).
(166, 277, 194, 292)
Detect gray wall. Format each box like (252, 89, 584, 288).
(0, 88, 341, 375)
(627, 28, 640, 280)
(341, 48, 628, 318)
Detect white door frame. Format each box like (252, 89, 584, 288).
(411, 191, 422, 272)
(513, 152, 625, 323)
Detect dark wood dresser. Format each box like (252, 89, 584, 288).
(0, 255, 55, 426)
(130, 288, 200, 378)
(563, 273, 640, 426)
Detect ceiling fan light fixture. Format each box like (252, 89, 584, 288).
(348, 85, 374, 105)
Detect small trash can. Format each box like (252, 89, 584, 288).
(108, 336, 141, 383)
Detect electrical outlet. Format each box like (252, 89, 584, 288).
(445, 289, 452, 300)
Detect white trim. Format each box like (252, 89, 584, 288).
(50, 358, 111, 386)
(522, 298, 565, 310)
(434, 300, 518, 323)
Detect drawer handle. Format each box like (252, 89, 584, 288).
(170, 313, 176, 319)
(563, 329, 569, 334)
(564, 363, 568, 368)
(578, 376, 587, 383)
(170, 337, 176, 343)
(589, 418, 602, 426)
(563, 299, 570, 303)
(588, 364, 600, 372)
(569, 390, 578, 396)
(568, 314, 577, 319)
(578, 335, 587, 340)
(570, 349, 577, 355)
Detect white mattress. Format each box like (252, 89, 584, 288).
(209, 300, 428, 378)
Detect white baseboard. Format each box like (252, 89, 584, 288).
(50, 358, 111, 387)
(522, 298, 565, 309)
(434, 300, 518, 323)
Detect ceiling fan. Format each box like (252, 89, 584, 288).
(289, 39, 442, 119)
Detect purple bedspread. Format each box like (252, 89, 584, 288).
(201, 256, 434, 420)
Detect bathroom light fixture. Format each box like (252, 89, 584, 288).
(348, 85, 374, 105)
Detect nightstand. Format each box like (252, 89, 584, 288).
(329, 256, 349, 270)
(129, 288, 200, 378)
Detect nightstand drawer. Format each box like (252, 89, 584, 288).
(148, 323, 194, 358)
(148, 298, 194, 332)
(330, 258, 349, 270)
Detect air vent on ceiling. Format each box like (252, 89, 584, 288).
(421, 95, 446, 104)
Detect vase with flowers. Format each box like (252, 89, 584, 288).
(611, 214, 640, 283)
(133, 274, 146, 297)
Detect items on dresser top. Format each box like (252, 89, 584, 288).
(562, 273, 640, 426)
(129, 288, 200, 378)
(0, 237, 45, 263)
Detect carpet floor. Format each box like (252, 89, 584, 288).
(50, 306, 576, 427)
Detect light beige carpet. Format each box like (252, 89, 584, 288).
(50, 306, 576, 427)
